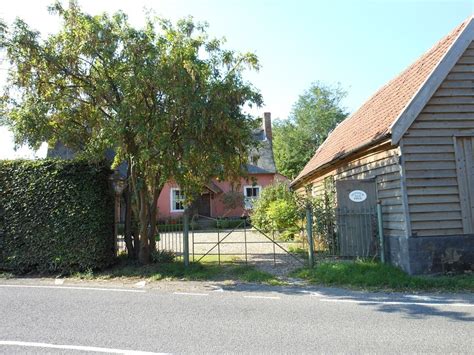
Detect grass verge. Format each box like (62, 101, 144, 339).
(291, 260, 474, 292)
(0, 272, 13, 279)
(72, 257, 285, 285)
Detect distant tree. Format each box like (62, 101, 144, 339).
(0, 2, 262, 263)
(273, 82, 348, 179)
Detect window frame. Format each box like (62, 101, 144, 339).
(243, 185, 262, 209)
(170, 187, 185, 212)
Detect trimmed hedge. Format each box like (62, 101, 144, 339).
(0, 159, 115, 273)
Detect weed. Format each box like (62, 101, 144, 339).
(0, 272, 13, 279)
(291, 260, 474, 292)
(71, 267, 94, 280)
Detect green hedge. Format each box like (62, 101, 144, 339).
(0, 159, 115, 273)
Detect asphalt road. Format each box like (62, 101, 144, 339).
(0, 280, 473, 354)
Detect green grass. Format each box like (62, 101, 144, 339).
(287, 245, 308, 258)
(72, 257, 284, 285)
(0, 272, 13, 279)
(192, 255, 241, 263)
(291, 260, 474, 292)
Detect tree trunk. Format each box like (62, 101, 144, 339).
(124, 184, 135, 258)
(138, 188, 151, 264)
(147, 188, 160, 253)
(130, 164, 162, 264)
(138, 222, 150, 263)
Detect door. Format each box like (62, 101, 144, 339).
(454, 136, 474, 234)
(195, 193, 211, 217)
(336, 179, 377, 257)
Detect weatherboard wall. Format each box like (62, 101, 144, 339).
(400, 41, 474, 237)
(304, 144, 406, 239)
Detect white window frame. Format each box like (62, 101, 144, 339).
(170, 188, 185, 212)
(243, 185, 262, 210)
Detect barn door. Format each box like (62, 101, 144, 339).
(336, 179, 377, 257)
(454, 136, 474, 234)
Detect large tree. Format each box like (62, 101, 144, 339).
(0, 2, 262, 263)
(273, 82, 348, 179)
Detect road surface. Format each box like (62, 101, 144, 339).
(0, 280, 473, 354)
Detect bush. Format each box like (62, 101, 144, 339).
(310, 179, 337, 251)
(151, 249, 176, 263)
(0, 159, 115, 273)
(266, 200, 299, 231)
(214, 218, 246, 229)
(251, 181, 301, 233)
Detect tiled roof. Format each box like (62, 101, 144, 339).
(292, 17, 470, 186)
(246, 129, 277, 174)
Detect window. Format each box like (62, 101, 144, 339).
(243, 185, 261, 210)
(251, 154, 260, 165)
(170, 188, 185, 212)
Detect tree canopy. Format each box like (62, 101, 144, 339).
(0, 2, 262, 263)
(272, 82, 348, 179)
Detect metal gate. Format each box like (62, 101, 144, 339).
(336, 179, 378, 257)
(190, 215, 306, 266)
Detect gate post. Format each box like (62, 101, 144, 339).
(183, 208, 190, 267)
(306, 205, 315, 268)
(376, 201, 385, 263)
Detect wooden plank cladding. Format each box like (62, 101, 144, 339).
(401, 41, 474, 237)
(307, 147, 406, 237)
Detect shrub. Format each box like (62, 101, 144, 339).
(310, 178, 337, 251)
(151, 249, 176, 263)
(267, 200, 299, 231)
(251, 181, 301, 233)
(0, 159, 115, 273)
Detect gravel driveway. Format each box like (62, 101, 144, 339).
(120, 228, 308, 276)
(190, 228, 307, 276)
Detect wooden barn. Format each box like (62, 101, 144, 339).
(291, 16, 474, 274)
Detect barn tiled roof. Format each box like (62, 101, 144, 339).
(292, 17, 470, 186)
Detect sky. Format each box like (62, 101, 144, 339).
(0, 0, 473, 159)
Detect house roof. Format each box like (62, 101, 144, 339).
(48, 124, 278, 177)
(292, 16, 473, 187)
(245, 129, 277, 174)
(204, 180, 223, 194)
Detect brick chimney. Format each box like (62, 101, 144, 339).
(263, 112, 272, 140)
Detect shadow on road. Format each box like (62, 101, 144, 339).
(213, 282, 474, 322)
(365, 303, 474, 322)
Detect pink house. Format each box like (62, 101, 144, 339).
(157, 112, 287, 220)
(48, 112, 287, 220)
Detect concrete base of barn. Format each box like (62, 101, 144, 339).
(385, 235, 474, 275)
